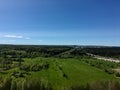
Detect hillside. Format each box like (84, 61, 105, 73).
(0, 45, 120, 90)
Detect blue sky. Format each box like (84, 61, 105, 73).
(0, 0, 120, 46)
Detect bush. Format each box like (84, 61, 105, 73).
(1, 77, 12, 90)
(20, 64, 30, 71)
(10, 71, 28, 78)
(104, 69, 114, 74)
(20, 63, 49, 72)
(115, 72, 120, 77)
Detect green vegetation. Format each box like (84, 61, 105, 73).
(0, 45, 120, 90)
(85, 47, 120, 59)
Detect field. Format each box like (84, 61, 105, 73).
(0, 45, 120, 90)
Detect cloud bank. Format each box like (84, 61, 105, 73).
(3, 35, 30, 40)
(4, 35, 23, 38)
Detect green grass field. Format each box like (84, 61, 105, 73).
(0, 57, 117, 90)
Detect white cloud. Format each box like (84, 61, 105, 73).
(3, 35, 31, 40)
(4, 35, 23, 38)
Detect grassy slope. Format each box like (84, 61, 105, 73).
(25, 58, 116, 89)
(0, 57, 117, 90)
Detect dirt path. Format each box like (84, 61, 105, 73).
(87, 53, 120, 63)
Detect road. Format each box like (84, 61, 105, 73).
(87, 53, 120, 63)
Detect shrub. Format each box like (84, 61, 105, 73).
(115, 72, 120, 77)
(20, 63, 49, 72)
(104, 69, 114, 74)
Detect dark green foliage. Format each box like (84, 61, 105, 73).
(85, 47, 120, 59)
(10, 71, 26, 78)
(70, 49, 86, 56)
(20, 63, 49, 72)
(20, 64, 30, 72)
(63, 73, 68, 79)
(104, 69, 115, 74)
(0, 77, 12, 90)
(0, 45, 71, 58)
(115, 72, 120, 77)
